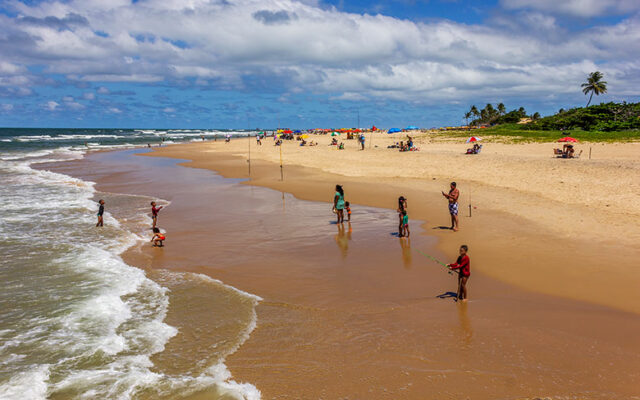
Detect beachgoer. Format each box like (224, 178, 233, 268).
(442, 182, 459, 231)
(359, 134, 365, 150)
(401, 210, 410, 238)
(257, 135, 262, 145)
(96, 199, 105, 227)
(151, 201, 163, 228)
(338, 142, 345, 150)
(448, 245, 470, 301)
(345, 201, 351, 222)
(397, 196, 408, 237)
(150, 227, 166, 247)
(333, 185, 345, 224)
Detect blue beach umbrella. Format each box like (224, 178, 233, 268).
(388, 128, 402, 133)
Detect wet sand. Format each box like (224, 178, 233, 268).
(43, 147, 640, 399)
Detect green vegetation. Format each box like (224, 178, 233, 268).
(433, 124, 640, 143)
(528, 102, 640, 132)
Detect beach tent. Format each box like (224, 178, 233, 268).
(388, 128, 402, 134)
(558, 137, 578, 143)
(405, 126, 419, 130)
(466, 136, 482, 143)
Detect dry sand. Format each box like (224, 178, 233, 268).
(144, 134, 640, 315)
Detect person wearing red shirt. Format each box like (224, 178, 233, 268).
(151, 201, 163, 229)
(448, 245, 470, 301)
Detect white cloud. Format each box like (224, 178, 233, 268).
(82, 92, 95, 100)
(0, 0, 638, 103)
(163, 107, 176, 113)
(45, 101, 60, 110)
(108, 107, 122, 113)
(1, 103, 13, 111)
(501, 0, 640, 17)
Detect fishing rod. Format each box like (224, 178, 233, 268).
(415, 249, 456, 275)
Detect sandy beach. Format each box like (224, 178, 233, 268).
(39, 137, 640, 399)
(145, 134, 640, 314)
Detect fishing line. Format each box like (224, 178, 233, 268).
(415, 249, 455, 275)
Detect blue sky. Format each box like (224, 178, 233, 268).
(0, 0, 639, 129)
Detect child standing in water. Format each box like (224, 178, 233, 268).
(345, 201, 351, 222)
(448, 245, 470, 301)
(96, 199, 105, 227)
(150, 228, 166, 247)
(397, 196, 407, 237)
(151, 201, 163, 228)
(401, 210, 410, 237)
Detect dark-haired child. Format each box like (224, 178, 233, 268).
(151, 201, 163, 228)
(96, 199, 105, 227)
(345, 202, 351, 222)
(401, 210, 410, 238)
(150, 228, 166, 247)
(448, 245, 470, 301)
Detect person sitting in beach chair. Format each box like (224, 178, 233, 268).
(331, 138, 338, 146)
(466, 143, 482, 154)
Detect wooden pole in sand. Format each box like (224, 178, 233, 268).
(589, 146, 592, 160)
(468, 193, 472, 217)
(279, 143, 284, 181)
(248, 134, 251, 176)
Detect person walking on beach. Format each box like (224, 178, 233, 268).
(442, 182, 459, 231)
(359, 133, 365, 150)
(151, 201, 163, 229)
(333, 185, 345, 224)
(397, 196, 408, 237)
(96, 199, 105, 227)
(448, 245, 470, 301)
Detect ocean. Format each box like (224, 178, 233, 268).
(0, 128, 261, 399)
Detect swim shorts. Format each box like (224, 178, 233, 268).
(448, 202, 458, 216)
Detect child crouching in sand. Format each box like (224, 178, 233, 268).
(151, 228, 166, 247)
(448, 245, 470, 301)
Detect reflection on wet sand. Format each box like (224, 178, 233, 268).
(457, 301, 473, 349)
(399, 237, 412, 269)
(334, 222, 351, 259)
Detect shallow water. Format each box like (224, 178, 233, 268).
(0, 130, 262, 399)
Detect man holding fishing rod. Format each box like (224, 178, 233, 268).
(447, 245, 470, 302)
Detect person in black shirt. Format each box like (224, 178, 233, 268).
(96, 199, 105, 227)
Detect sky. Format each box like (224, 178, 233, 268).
(0, 0, 639, 129)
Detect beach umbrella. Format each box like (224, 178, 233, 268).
(294, 130, 302, 134)
(331, 132, 340, 136)
(388, 128, 402, 134)
(558, 137, 578, 143)
(283, 129, 293, 134)
(372, 125, 378, 131)
(466, 136, 482, 143)
(405, 125, 419, 130)
(301, 134, 309, 139)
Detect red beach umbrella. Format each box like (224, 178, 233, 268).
(558, 137, 578, 142)
(466, 136, 481, 143)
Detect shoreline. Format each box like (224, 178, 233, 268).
(141, 136, 640, 315)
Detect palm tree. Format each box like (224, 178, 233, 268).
(532, 112, 540, 120)
(581, 71, 607, 107)
(497, 103, 506, 115)
(470, 105, 479, 118)
(464, 111, 472, 126)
